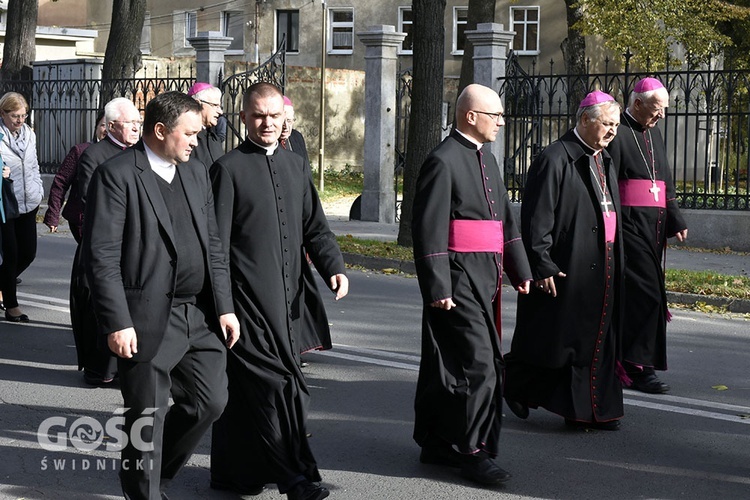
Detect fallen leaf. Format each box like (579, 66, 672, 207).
(711, 385, 729, 391)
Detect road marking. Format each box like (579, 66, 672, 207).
(317, 344, 750, 425)
(569, 458, 750, 485)
(17, 292, 71, 313)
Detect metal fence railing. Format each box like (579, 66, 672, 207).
(498, 52, 750, 210)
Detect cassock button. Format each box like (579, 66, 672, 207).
(590, 263, 597, 270)
(488, 188, 492, 192)
(280, 208, 284, 213)
(491, 200, 495, 204)
(592, 227, 597, 233)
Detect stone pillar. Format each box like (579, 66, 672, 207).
(188, 31, 233, 86)
(356, 25, 406, 223)
(465, 23, 515, 177)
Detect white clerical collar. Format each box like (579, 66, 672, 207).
(107, 132, 129, 149)
(247, 137, 279, 156)
(573, 127, 601, 156)
(144, 142, 176, 183)
(455, 129, 483, 150)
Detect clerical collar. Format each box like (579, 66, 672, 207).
(573, 127, 601, 156)
(455, 129, 483, 150)
(624, 109, 643, 130)
(107, 132, 129, 149)
(144, 142, 176, 183)
(247, 137, 279, 156)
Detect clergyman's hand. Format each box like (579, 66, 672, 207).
(674, 229, 688, 242)
(329, 274, 349, 300)
(219, 313, 240, 349)
(534, 272, 567, 298)
(517, 280, 532, 295)
(107, 327, 138, 359)
(430, 298, 456, 310)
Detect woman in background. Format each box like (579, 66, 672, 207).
(0, 92, 43, 323)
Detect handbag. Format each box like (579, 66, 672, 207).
(1, 177, 20, 221)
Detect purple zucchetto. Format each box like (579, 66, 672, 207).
(579, 90, 616, 108)
(633, 77, 665, 93)
(187, 82, 213, 97)
(283, 95, 293, 107)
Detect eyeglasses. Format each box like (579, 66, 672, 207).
(200, 100, 223, 110)
(284, 118, 295, 125)
(472, 110, 504, 122)
(112, 120, 143, 128)
(6, 113, 28, 120)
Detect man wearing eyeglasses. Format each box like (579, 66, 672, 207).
(187, 82, 225, 168)
(72, 96, 142, 387)
(412, 84, 532, 486)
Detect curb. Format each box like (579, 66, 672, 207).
(343, 253, 750, 313)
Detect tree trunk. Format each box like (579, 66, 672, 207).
(562, 0, 587, 116)
(456, 0, 496, 98)
(100, 0, 147, 103)
(0, 0, 38, 87)
(397, 0, 447, 247)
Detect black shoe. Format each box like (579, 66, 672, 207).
(83, 371, 115, 387)
(286, 480, 329, 500)
(629, 372, 670, 394)
(565, 418, 621, 431)
(460, 458, 512, 485)
(210, 478, 265, 495)
(504, 398, 529, 419)
(420, 445, 463, 468)
(0, 301, 5, 311)
(5, 310, 29, 323)
(16, 277, 21, 285)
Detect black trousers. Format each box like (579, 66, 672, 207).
(117, 302, 228, 500)
(0, 207, 38, 309)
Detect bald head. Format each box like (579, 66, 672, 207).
(455, 84, 505, 144)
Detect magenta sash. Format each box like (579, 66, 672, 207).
(619, 179, 667, 208)
(448, 220, 504, 253)
(604, 212, 617, 243)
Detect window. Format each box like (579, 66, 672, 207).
(184, 11, 197, 48)
(510, 6, 540, 55)
(398, 6, 413, 55)
(140, 12, 152, 55)
(277, 10, 300, 53)
(452, 7, 468, 55)
(222, 11, 244, 53)
(328, 8, 354, 55)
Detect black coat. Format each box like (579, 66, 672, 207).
(82, 141, 234, 362)
(191, 127, 225, 169)
(76, 135, 126, 211)
(513, 129, 624, 368)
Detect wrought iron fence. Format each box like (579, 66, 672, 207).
(394, 65, 413, 222)
(498, 52, 750, 210)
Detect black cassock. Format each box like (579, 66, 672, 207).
(209, 140, 346, 489)
(412, 132, 531, 457)
(505, 130, 624, 424)
(607, 112, 687, 370)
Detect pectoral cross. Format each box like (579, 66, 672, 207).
(649, 181, 661, 202)
(601, 197, 612, 218)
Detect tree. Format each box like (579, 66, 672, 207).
(573, 0, 750, 69)
(456, 0, 496, 98)
(0, 0, 38, 82)
(100, 0, 147, 102)
(397, 0, 447, 247)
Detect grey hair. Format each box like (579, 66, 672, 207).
(628, 88, 663, 108)
(192, 86, 221, 102)
(576, 100, 621, 123)
(104, 97, 137, 123)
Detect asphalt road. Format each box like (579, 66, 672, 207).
(1, 232, 749, 499)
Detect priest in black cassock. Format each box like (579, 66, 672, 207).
(187, 82, 225, 169)
(412, 83, 532, 486)
(607, 77, 688, 394)
(504, 91, 625, 431)
(209, 82, 348, 500)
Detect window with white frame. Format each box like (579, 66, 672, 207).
(222, 10, 244, 53)
(510, 6, 540, 55)
(184, 11, 197, 48)
(328, 8, 354, 54)
(140, 12, 152, 55)
(452, 6, 468, 55)
(398, 6, 413, 55)
(277, 10, 300, 53)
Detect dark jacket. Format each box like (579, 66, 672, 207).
(83, 141, 234, 362)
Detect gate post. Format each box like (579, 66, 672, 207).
(188, 31, 233, 86)
(465, 23, 515, 179)
(357, 25, 406, 223)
